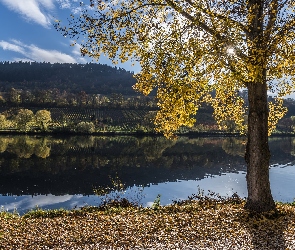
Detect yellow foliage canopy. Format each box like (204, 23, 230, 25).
(56, 0, 295, 137)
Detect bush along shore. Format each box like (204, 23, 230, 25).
(1, 107, 295, 136)
(0, 107, 234, 136)
(1, 194, 295, 249)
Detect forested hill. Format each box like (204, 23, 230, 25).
(0, 61, 137, 95)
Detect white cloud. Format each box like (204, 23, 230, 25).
(0, 40, 25, 54)
(71, 6, 83, 14)
(41, 0, 55, 9)
(0, 0, 55, 28)
(0, 0, 89, 28)
(71, 44, 81, 56)
(56, 0, 71, 9)
(56, 0, 89, 14)
(3, 194, 74, 212)
(0, 40, 81, 63)
(10, 39, 25, 46)
(28, 44, 77, 63)
(70, 41, 87, 63)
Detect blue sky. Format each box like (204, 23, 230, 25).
(0, 0, 139, 72)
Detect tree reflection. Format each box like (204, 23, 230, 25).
(7, 136, 36, 158)
(222, 137, 246, 157)
(2, 136, 51, 159)
(34, 138, 51, 159)
(0, 135, 294, 196)
(0, 137, 9, 153)
(140, 137, 177, 161)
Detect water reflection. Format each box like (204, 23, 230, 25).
(0, 135, 294, 213)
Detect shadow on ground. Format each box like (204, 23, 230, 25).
(239, 209, 289, 250)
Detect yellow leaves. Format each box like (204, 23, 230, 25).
(112, 11, 120, 19)
(150, 76, 212, 138)
(133, 72, 155, 96)
(58, 0, 295, 139)
(209, 87, 247, 134)
(2, 196, 295, 248)
(268, 97, 288, 135)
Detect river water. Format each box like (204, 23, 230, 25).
(0, 135, 294, 214)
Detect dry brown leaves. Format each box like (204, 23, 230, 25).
(0, 201, 295, 250)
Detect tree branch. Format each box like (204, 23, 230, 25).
(165, 0, 248, 61)
(165, 0, 220, 38)
(264, 0, 278, 44)
(267, 18, 295, 54)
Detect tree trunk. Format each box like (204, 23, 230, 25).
(244, 79, 276, 212)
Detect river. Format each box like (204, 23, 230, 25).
(0, 135, 294, 214)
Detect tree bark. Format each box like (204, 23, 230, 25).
(244, 79, 276, 212)
(243, 0, 276, 213)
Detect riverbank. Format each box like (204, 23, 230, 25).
(1, 128, 295, 138)
(1, 106, 294, 137)
(1, 198, 295, 249)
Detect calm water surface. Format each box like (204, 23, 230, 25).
(0, 135, 294, 214)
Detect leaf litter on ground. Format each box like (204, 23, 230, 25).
(1, 193, 295, 249)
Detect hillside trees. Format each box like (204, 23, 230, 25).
(0, 61, 136, 95)
(14, 109, 35, 132)
(56, 0, 295, 212)
(0, 109, 52, 132)
(35, 110, 52, 131)
(0, 114, 10, 130)
(0, 87, 157, 108)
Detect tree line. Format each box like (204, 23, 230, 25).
(0, 88, 157, 109)
(0, 61, 137, 95)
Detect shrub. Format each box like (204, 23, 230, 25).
(35, 110, 52, 131)
(14, 109, 34, 132)
(76, 121, 95, 134)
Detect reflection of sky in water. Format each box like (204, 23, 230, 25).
(270, 163, 295, 202)
(1, 164, 294, 215)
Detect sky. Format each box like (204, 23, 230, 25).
(0, 0, 139, 72)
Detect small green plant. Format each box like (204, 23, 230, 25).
(23, 207, 69, 218)
(152, 194, 161, 210)
(285, 198, 295, 206)
(0, 206, 19, 218)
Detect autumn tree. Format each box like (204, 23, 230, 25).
(55, 0, 295, 212)
(35, 110, 52, 132)
(13, 109, 34, 132)
(0, 114, 9, 130)
(8, 88, 21, 106)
